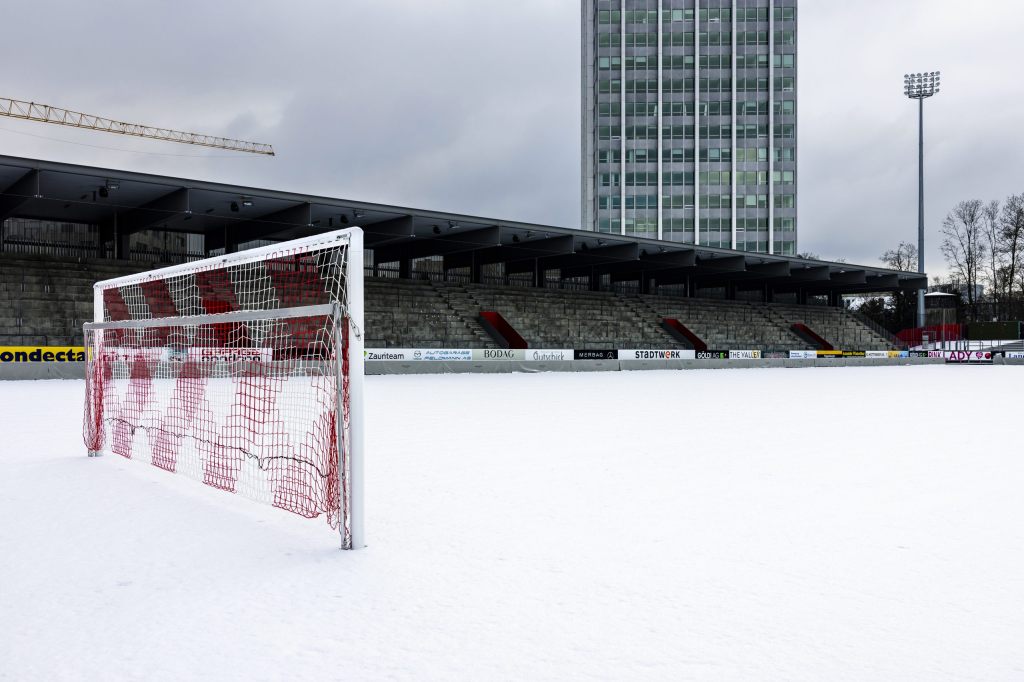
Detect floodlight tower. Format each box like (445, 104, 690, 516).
(903, 71, 940, 329)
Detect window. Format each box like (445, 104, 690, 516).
(665, 8, 694, 22)
(597, 150, 621, 164)
(598, 10, 620, 25)
(598, 33, 621, 48)
(774, 123, 796, 139)
(667, 31, 695, 47)
(774, 147, 795, 162)
(774, 30, 796, 45)
(600, 173, 620, 188)
(773, 54, 795, 69)
(664, 148, 695, 163)
(774, 77, 795, 92)
(774, 100, 795, 116)
(625, 194, 657, 210)
(737, 54, 769, 70)
(700, 147, 732, 163)
(774, 194, 796, 209)
(625, 55, 657, 71)
(626, 148, 654, 164)
(663, 194, 695, 209)
(664, 54, 695, 70)
(699, 8, 732, 23)
(699, 194, 732, 209)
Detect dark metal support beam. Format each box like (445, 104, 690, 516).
(373, 226, 501, 263)
(118, 188, 191, 235)
(0, 169, 41, 219)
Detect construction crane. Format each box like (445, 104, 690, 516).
(0, 97, 275, 155)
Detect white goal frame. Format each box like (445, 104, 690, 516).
(83, 228, 365, 549)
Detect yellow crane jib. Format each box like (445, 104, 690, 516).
(0, 97, 275, 156)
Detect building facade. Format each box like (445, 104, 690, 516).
(582, 0, 797, 254)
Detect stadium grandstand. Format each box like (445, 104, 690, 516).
(0, 155, 923, 353)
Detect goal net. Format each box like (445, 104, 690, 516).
(82, 229, 364, 548)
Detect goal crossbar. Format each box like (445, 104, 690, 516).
(83, 303, 338, 331)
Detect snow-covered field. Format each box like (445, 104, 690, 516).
(2, 366, 1023, 681)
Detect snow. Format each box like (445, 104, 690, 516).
(2, 366, 1023, 681)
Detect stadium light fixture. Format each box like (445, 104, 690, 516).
(903, 69, 941, 329)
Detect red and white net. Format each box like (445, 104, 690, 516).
(83, 235, 356, 546)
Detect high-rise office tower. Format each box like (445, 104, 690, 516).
(582, 1, 797, 254)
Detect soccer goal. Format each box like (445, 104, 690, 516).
(82, 228, 364, 549)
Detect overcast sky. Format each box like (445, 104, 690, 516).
(2, 0, 1023, 275)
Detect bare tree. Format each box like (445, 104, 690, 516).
(981, 200, 1004, 319)
(940, 200, 986, 321)
(879, 241, 918, 330)
(1000, 193, 1024, 319)
(881, 241, 918, 272)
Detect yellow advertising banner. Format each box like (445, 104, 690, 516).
(0, 346, 87, 363)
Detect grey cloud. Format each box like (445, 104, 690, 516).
(2, 0, 1022, 278)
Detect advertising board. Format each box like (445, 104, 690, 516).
(618, 349, 696, 360)
(0, 346, 86, 363)
(364, 349, 473, 362)
(728, 350, 762, 359)
(945, 350, 994, 364)
(574, 350, 616, 360)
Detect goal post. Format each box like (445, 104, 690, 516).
(82, 228, 364, 549)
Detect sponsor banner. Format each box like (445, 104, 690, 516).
(618, 349, 696, 361)
(472, 349, 526, 362)
(908, 350, 929, 358)
(861, 350, 908, 359)
(728, 350, 762, 360)
(696, 350, 729, 360)
(0, 346, 86, 363)
(927, 350, 945, 358)
(525, 349, 573, 362)
(841, 350, 866, 358)
(364, 348, 473, 362)
(1006, 351, 1024, 359)
(945, 350, 994, 364)
(789, 350, 817, 360)
(816, 350, 842, 359)
(101, 347, 273, 363)
(574, 349, 616, 360)
(188, 347, 273, 363)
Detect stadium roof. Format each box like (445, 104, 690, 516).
(0, 155, 926, 295)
